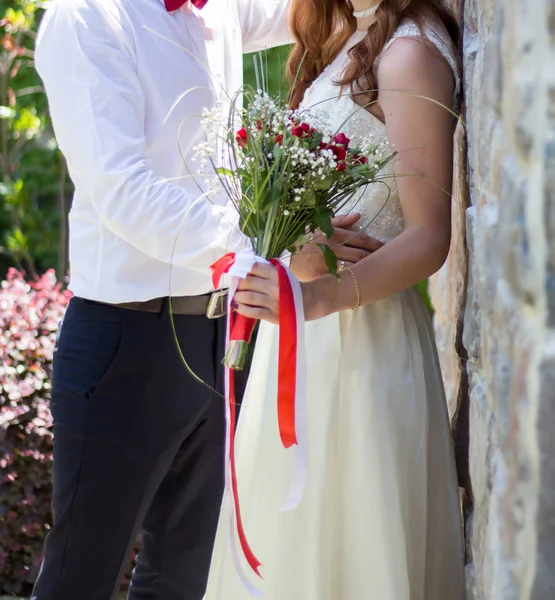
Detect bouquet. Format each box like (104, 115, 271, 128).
(196, 90, 396, 370)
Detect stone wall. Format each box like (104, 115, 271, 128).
(429, 0, 555, 598)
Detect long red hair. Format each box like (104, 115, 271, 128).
(286, 0, 459, 109)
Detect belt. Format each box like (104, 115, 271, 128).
(112, 290, 228, 319)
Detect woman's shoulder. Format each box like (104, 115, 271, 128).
(376, 17, 460, 99)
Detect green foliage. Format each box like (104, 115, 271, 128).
(243, 45, 291, 100)
(416, 279, 434, 315)
(0, 0, 69, 278)
(317, 243, 339, 278)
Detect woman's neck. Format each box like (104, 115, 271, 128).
(350, 0, 377, 10)
(350, 1, 380, 31)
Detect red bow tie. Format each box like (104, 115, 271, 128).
(165, 0, 208, 11)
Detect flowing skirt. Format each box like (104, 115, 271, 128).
(204, 288, 465, 600)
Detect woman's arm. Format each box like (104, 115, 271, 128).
(234, 37, 456, 323)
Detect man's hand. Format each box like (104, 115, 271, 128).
(290, 213, 384, 282)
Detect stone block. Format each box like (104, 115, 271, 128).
(496, 157, 537, 301)
(482, 17, 504, 114)
(463, 206, 481, 359)
(544, 135, 555, 324)
(531, 337, 555, 599)
(467, 363, 494, 599)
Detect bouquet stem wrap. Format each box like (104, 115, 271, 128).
(210, 250, 308, 594)
(211, 252, 257, 370)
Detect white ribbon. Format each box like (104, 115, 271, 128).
(280, 268, 308, 511)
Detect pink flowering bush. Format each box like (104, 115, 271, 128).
(0, 268, 71, 595)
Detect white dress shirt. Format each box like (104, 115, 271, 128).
(35, 0, 291, 302)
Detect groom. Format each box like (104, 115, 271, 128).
(32, 0, 381, 599)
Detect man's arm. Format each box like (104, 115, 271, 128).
(237, 0, 292, 53)
(36, 0, 243, 273)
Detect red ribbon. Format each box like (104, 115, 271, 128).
(270, 258, 298, 449)
(227, 309, 262, 577)
(211, 251, 257, 346)
(210, 252, 299, 579)
(211, 252, 236, 289)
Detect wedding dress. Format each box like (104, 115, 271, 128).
(205, 20, 465, 600)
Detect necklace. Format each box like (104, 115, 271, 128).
(352, 4, 380, 18)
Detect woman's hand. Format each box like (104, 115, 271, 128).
(233, 263, 331, 324)
(290, 213, 383, 282)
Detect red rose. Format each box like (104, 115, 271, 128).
(292, 122, 314, 138)
(255, 120, 263, 131)
(236, 127, 248, 148)
(352, 153, 368, 165)
(337, 161, 347, 172)
(320, 141, 347, 161)
(276, 134, 284, 146)
(331, 145, 347, 161)
(334, 133, 350, 148)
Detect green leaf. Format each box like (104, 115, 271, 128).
(308, 132, 324, 150)
(315, 210, 334, 239)
(2, 179, 26, 207)
(6, 227, 29, 254)
(13, 107, 42, 139)
(287, 243, 298, 256)
(303, 190, 317, 206)
(216, 167, 234, 177)
(416, 279, 434, 315)
(314, 176, 333, 191)
(317, 244, 338, 278)
(266, 180, 283, 208)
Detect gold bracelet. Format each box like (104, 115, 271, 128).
(344, 267, 362, 310)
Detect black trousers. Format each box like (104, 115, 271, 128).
(32, 297, 246, 600)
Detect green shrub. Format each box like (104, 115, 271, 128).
(0, 0, 70, 279)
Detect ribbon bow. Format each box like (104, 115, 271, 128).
(164, 0, 208, 12)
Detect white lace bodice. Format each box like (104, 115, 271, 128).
(297, 20, 460, 242)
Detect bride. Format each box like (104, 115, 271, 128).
(205, 0, 465, 598)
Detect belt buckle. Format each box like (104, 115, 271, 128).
(206, 289, 228, 319)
